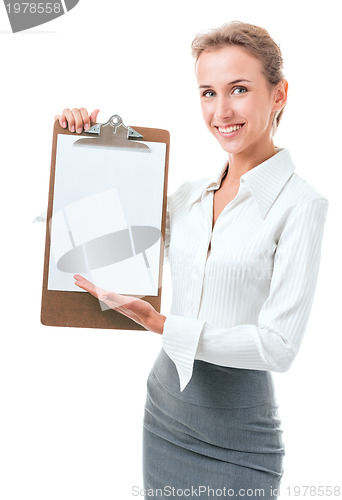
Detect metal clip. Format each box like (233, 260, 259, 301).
(73, 114, 149, 151)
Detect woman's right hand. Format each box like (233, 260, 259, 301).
(54, 108, 100, 134)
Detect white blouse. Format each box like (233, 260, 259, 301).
(161, 147, 329, 392)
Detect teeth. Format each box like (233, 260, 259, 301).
(218, 124, 243, 133)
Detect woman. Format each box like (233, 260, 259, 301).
(56, 21, 329, 499)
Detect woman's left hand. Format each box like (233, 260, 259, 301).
(73, 274, 166, 334)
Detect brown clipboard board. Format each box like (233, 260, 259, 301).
(41, 115, 170, 330)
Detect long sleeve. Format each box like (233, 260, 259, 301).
(162, 197, 329, 391)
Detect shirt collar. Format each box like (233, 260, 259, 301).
(188, 147, 296, 219)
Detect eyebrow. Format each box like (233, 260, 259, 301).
(199, 79, 251, 88)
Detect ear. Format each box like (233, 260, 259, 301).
(273, 79, 288, 112)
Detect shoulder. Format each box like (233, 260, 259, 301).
(281, 171, 329, 217)
(270, 147, 329, 213)
(276, 173, 330, 240)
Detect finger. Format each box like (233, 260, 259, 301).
(73, 274, 107, 298)
(90, 109, 100, 125)
(99, 291, 140, 309)
(73, 275, 100, 295)
(73, 276, 140, 320)
(74, 275, 129, 306)
(99, 294, 146, 324)
(102, 293, 153, 325)
(71, 108, 84, 134)
(63, 108, 76, 132)
(79, 108, 90, 131)
(74, 276, 139, 312)
(73, 274, 150, 325)
(55, 114, 67, 128)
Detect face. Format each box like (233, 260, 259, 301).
(196, 45, 286, 155)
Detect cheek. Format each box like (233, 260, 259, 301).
(235, 99, 253, 119)
(246, 97, 273, 126)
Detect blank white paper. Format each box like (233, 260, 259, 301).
(47, 134, 167, 296)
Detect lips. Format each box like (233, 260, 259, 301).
(215, 123, 245, 136)
(216, 123, 245, 133)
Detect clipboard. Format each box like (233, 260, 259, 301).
(41, 114, 170, 330)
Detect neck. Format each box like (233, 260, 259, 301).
(226, 140, 277, 182)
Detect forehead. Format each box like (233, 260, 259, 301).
(196, 45, 263, 81)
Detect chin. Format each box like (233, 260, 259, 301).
(210, 128, 246, 154)
(216, 139, 245, 154)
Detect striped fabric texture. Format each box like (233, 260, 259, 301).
(161, 148, 329, 391)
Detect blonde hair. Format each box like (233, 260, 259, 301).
(191, 21, 286, 131)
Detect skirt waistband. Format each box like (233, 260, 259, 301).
(151, 348, 278, 408)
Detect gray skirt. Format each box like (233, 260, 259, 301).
(143, 348, 285, 499)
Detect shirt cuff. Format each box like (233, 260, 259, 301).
(161, 314, 206, 392)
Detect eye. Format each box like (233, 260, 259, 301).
(202, 90, 215, 98)
(232, 86, 247, 95)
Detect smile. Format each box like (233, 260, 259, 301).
(216, 123, 245, 135)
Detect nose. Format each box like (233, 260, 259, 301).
(213, 94, 233, 122)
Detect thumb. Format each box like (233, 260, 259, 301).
(90, 109, 100, 125)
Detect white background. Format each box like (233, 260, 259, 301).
(0, 1, 341, 499)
